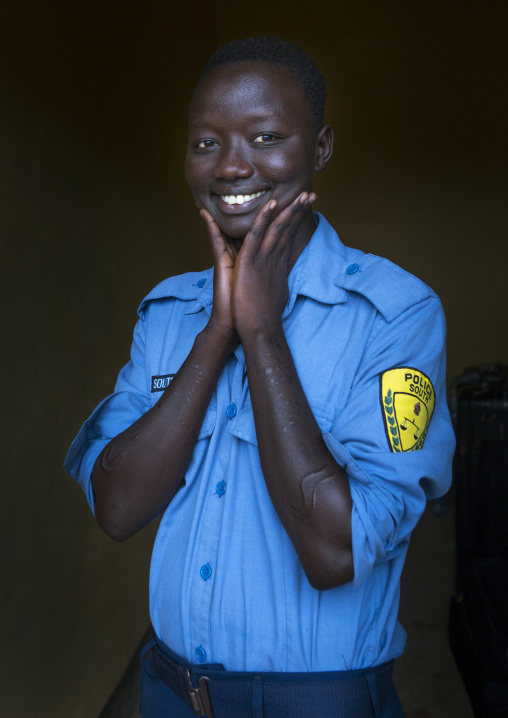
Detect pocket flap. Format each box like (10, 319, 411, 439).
(198, 401, 217, 440)
(227, 402, 333, 447)
(227, 405, 258, 446)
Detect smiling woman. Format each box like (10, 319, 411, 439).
(65, 36, 455, 718)
(185, 60, 332, 250)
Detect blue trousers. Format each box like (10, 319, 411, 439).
(139, 636, 406, 718)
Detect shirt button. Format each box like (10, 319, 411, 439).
(195, 646, 206, 662)
(200, 563, 212, 581)
(346, 263, 359, 275)
(216, 481, 226, 497)
(226, 403, 237, 419)
(196, 278, 206, 288)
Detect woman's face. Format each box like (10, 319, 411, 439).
(185, 61, 329, 241)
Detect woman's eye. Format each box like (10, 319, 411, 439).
(195, 139, 217, 150)
(253, 133, 279, 144)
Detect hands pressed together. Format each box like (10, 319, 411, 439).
(201, 191, 317, 342)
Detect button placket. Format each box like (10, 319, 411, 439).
(187, 359, 239, 666)
(189, 348, 248, 664)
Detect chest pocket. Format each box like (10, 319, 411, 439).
(149, 388, 216, 441)
(227, 402, 334, 447)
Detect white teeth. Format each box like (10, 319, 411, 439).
(221, 191, 265, 205)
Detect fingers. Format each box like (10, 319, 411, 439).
(244, 192, 317, 258)
(268, 192, 317, 253)
(241, 199, 278, 253)
(200, 208, 224, 250)
(199, 209, 237, 264)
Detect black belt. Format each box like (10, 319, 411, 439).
(144, 635, 396, 718)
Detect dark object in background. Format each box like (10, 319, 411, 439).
(449, 364, 508, 717)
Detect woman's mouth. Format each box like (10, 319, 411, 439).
(215, 190, 268, 212)
(221, 191, 266, 205)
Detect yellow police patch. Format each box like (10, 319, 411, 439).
(380, 367, 435, 452)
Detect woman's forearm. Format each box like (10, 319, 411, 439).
(92, 323, 236, 540)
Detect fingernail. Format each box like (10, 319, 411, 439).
(269, 200, 277, 210)
(199, 209, 204, 217)
(300, 192, 309, 204)
(309, 193, 317, 204)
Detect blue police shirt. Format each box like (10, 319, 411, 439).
(65, 213, 455, 673)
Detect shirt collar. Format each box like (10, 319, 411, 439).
(185, 270, 214, 315)
(186, 213, 349, 318)
(283, 212, 348, 318)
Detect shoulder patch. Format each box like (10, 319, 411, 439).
(380, 367, 435, 452)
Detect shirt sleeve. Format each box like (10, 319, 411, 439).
(323, 296, 455, 587)
(64, 316, 151, 514)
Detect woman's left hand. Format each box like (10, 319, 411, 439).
(231, 191, 316, 338)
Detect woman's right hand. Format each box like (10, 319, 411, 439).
(200, 209, 238, 341)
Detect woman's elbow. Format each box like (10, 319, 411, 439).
(304, 547, 355, 591)
(95, 506, 131, 541)
(93, 490, 137, 541)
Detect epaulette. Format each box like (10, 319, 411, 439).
(335, 251, 437, 323)
(137, 270, 212, 319)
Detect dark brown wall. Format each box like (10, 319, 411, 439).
(213, 1, 507, 377)
(1, 3, 215, 716)
(1, 2, 506, 716)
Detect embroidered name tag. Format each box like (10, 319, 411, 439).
(380, 367, 435, 452)
(151, 374, 175, 392)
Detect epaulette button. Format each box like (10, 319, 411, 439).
(346, 263, 359, 275)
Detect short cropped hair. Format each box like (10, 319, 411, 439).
(196, 37, 326, 133)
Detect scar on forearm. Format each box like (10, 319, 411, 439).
(99, 429, 139, 474)
(99, 439, 125, 473)
(290, 469, 335, 521)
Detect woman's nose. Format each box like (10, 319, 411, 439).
(214, 141, 253, 180)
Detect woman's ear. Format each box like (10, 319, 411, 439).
(314, 125, 334, 173)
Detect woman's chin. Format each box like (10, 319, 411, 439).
(217, 220, 252, 244)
